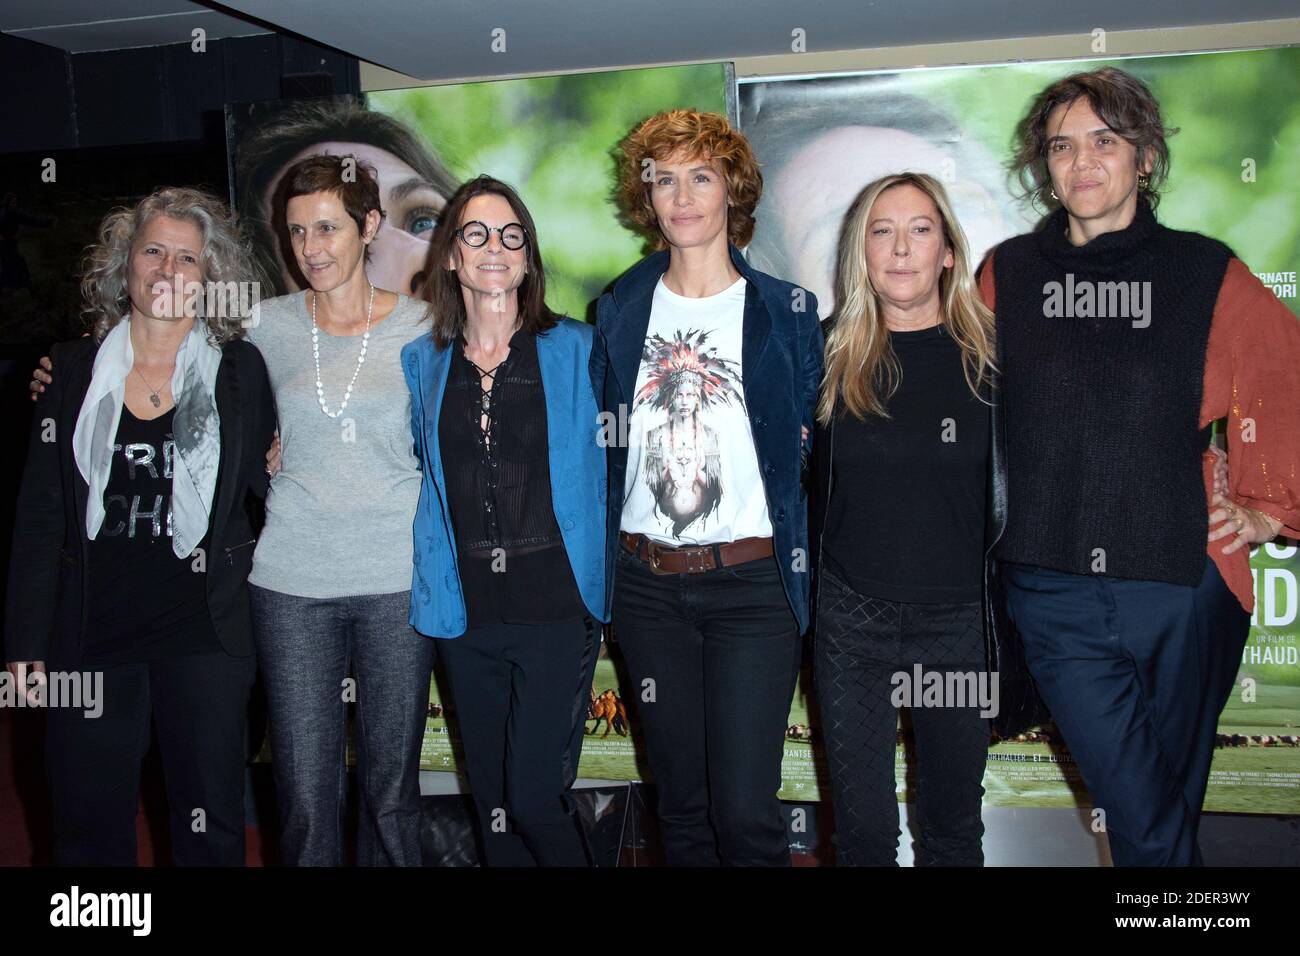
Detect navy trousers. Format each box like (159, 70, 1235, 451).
(1003, 557, 1250, 866)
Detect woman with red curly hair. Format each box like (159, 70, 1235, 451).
(590, 110, 823, 866)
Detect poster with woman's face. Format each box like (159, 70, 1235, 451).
(740, 49, 1300, 324)
(227, 63, 730, 318)
(741, 73, 1028, 319)
(740, 46, 1300, 815)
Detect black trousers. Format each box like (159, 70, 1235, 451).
(814, 566, 988, 866)
(612, 548, 802, 866)
(45, 649, 257, 866)
(438, 614, 599, 866)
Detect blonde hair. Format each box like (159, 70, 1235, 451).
(80, 187, 262, 346)
(818, 172, 995, 425)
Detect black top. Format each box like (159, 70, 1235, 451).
(991, 200, 1229, 586)
(82, 407, 220, 666)
(5, 337, 275, 670)
(822, 324, 990, 604)
(438, 329, 585, 627)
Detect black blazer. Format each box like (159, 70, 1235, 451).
(4, 336, 276, 668)
(808, 326, 1047, 736)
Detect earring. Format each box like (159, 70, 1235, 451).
(1049, 188, 1059, 201)
(1138, 174, 1150, 189)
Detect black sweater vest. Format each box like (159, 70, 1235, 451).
(992, 201, 1230, 586)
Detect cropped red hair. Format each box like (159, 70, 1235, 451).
(615, 109, 762, 249)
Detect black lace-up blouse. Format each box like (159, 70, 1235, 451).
(438, 328, 585, 626)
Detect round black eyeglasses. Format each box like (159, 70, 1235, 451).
(455, 221, 528, 250)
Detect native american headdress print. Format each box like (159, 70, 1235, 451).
(633, 328, 744, 413)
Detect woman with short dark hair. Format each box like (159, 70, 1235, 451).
(236, 96, 458, 297)
(244, 153, 436, 867)
(981, 66, 1300, 866)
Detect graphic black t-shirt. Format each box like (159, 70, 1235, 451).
(82, 406, 219, 665)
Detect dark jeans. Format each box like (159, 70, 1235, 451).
(612, 546, 802, 866)
(250, 585, 436, 867)
(45, 650, 256, 866)
(1003, 557, 1250, 866)
(438, 614, 599, 866)
(813, 567, 988, 866)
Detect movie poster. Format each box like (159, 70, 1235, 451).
(228, 48, 1298, 814)
(740, 45, 1300, 811)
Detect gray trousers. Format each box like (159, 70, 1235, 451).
(251, 585, 436, 866)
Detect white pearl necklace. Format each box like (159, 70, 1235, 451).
(311, 283, 375, 419)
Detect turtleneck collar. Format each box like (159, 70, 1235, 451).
(1034, 199, 1159, 277)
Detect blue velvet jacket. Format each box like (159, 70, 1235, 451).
(589, 245, 824, 633)
(401, 318, 610, 638)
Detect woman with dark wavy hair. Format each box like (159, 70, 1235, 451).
(403, 175, 608, 865)
(5, 187, 275, 865)
(980, 66, 1300, 866)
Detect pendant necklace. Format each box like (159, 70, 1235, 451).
(134, 368, 166, 407)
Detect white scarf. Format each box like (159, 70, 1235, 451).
(72, 317, 223, 558)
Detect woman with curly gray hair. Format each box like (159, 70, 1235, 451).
(5, 186, 276, 865)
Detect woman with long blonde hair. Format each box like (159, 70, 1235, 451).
(817, 172, 994, 425)
(812, 172, 998, 866)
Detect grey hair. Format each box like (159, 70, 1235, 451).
(80, 187, 264, 345)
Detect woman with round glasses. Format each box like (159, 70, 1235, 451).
(402, 175, 608, 866)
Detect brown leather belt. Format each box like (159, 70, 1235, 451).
(620, 531, 774, 575)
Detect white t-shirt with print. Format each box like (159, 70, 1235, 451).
(620, 276, 773, 546)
